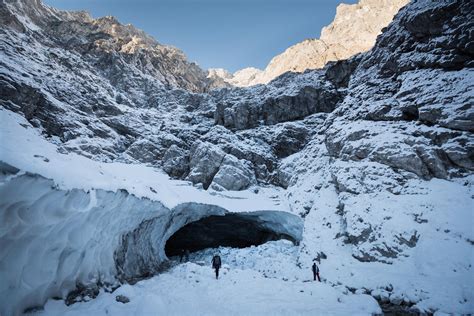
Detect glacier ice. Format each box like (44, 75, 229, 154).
(0, 159, 301, 315)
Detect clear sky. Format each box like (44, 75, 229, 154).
(43, 0, 358, 73)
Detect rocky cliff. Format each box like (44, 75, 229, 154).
(1, 0, 472, 193)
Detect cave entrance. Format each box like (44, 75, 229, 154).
(165, 213, 296, 257)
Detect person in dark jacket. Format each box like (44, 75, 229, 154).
(212, 254, 222, 279)
(312, 262, 321, 282)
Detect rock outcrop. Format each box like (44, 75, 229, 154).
(280, 0, 473, 267)
(214, 73, 341, 130)
(1, 0, 472, 192)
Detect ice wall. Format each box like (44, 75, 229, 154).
(0, 169, 163, 315)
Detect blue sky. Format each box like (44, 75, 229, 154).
(44, 0, 358, 72)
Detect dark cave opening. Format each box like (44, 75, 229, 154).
(165, 213, 295, 257)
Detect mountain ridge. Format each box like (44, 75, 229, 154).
(1, 0, 221, 92)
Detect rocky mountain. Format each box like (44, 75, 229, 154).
(0, 0, 473, 315)
(215, 0, 409, 87)
(1, 0, 220, 93)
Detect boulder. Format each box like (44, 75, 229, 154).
(443, 136, 474, 171)
(162, 145, 190, 178)
(123, 138, 161, 164)
(271, 124, 309, 158)
(211, 155, 256, 191)
(115, 295, 130, 304)
(186, 142, 226, 189)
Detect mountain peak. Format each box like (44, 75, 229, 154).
(215, 0, 409, 87)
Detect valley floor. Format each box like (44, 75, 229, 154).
(32, 237, 474, 316)
(33, 241, 381, 316)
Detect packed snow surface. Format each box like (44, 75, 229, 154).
(33, 241, 382, 316)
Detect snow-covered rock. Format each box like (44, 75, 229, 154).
(186, 142, 226, 189)
(211, 155, 256, 191)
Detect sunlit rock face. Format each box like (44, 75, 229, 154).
(214, 0, 410, 87)
(1, 0, 219, 94)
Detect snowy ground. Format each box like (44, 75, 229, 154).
(34, 241, 381, 316)
(33, 229, 474, 315)
(292, 172, 474, 314)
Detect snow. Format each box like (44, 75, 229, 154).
(35, 241, 381, 316)
(284, 141, 474, 314)
(38, 264, 379, 316)
(0, 108, 288, 213)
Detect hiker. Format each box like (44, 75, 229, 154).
(211, 254, 222, 279)
(312, 261, 321, 282)
(179, 249, 185, 262)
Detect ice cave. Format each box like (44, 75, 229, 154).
(115, 207, 303, 281)
(164, 213, 300, 257)
(0, 162, 303, 315)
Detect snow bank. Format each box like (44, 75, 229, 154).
(284, 144, 474, 313)
(36, 247, 381, 316)
(0, 172, 167, 315)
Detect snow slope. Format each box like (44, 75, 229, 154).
(0, 108, 289, 211)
